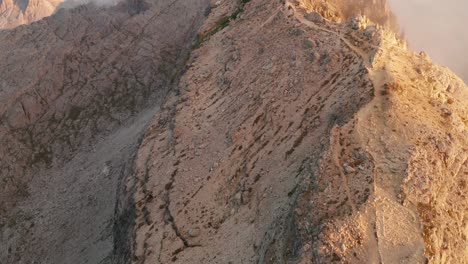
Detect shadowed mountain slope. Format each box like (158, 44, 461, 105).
(0, 0, 208, 263)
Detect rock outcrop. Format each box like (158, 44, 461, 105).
(1, 0, 467, 263)
(299, 0, 400, 34)
(0, 0, 63, 29)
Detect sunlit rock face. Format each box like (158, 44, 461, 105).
(299, 0, 400, 33)
(0, 0, 64, 29)
(0, 0, 466, 263)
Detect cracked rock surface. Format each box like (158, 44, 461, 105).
(129, 0, 467, 263)
(0, 0, 208, 263)
(1, 0, 467, 263)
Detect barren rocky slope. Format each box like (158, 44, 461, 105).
(128, 0, 467, 263)
(0, 0, 208, 263)
(0, 0, 467, 263)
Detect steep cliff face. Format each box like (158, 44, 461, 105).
(0, 0, 63, 28)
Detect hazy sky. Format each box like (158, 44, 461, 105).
(388, 0, 468, 82)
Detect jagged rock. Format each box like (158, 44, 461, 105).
(344, 164, 356, 174)
(348, 15, 365, 29)
(364, 25, 378, 38)
(304, 11, 323, 23)
(188, 228, 200, 237)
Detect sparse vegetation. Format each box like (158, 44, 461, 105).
(194, 0, 252, 49)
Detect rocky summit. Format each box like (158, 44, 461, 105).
(0, 0, 467, 263)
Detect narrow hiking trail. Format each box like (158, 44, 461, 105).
(285, 1, 427, 262)
(285, 0, 374, 68)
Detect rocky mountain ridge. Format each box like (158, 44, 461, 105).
(0, 0, 466, 263)
(125, 0, 467, 262)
